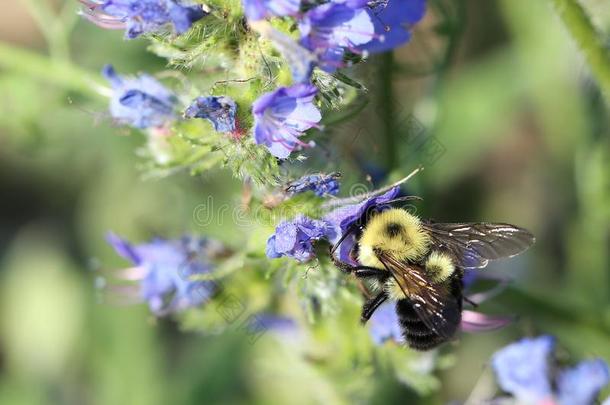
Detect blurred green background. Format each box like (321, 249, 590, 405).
(0, 1, 609, 404)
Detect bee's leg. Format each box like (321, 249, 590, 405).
(329, 245, 375, 273)
(330, 255, 357, 273)
(361, 291, 388, 324)
(463, 296, 479, 308)
(330, 252, 384, 275)
(352, 268, 388, 278)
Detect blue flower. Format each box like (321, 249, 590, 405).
(557, 360, 610, 405)
(368, 301, 404, 344)
(184, 96, 237, 133)
(266, 215, 330, 262)
(492, 336, 555, 403)
(107, 233, 217, 315)
(324, 186, 400, 264)
(492, 335, 609, 405)
(80, 0, 207, 39)
(242, 0, 301, 21)
(285, 173, 341, 197)
(299, 0, 375, 72)
(252, 84, 321, 158)
(102, 65, 176, 129)
(358, 0, 427, 54)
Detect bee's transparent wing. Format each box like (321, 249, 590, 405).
(376, 251, 461, 339)
(422, 222, 535, 269)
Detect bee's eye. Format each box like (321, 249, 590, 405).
(384, 222, 403, 238)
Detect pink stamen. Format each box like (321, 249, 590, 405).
(271, 134, 312, 148)
(460, 310, 512, 332)
(114, 266, 148, 281)
(79, 12, 127, 29)
(290, 117, 323, 129)
(105, 284, 141, 297)
(271, 136, 296, 150)
(78, 0, 101, 10)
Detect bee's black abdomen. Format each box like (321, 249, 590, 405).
(395, 300, 445, 350)
(395, 301, 430, 336)
(403, 332, 446, 351)
(395, 273, 463, 351)
(395, 299, 447, 350)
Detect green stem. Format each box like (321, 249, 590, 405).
(22, 0, 76, 62)
(379, 52, 396, 170)
(551, 0, 610, 101)
(0, 41, 106, 99)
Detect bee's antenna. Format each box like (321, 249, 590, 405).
(322, 166, 424, 208)
(329, 225, 357, 256)
(463, 296, 479, 308)
(384, 195, 424, 205)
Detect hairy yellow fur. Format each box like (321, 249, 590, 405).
(425, 251, 455, 283)
(385, 279, 406, 300)
(358, 208, 430, 269)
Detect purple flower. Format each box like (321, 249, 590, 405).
(242, 0, 300, 21)
(102, 65, 176, 129)
(299, 1, 375, 72)
(252, 84, 321, 158)
(184, 96, 237, 133)
(107, 233, 216, 315)
(492, 336, 555, 403)
(80, 0, 207, 39)
(266, 215, 330, 262)
(557, 360, 610, 405)
(285, 172, 341, 197)
(492, 335, 609, 405)
(324, 186, 400, 264)
(358, 0, 426, 54)
(368, 301, 404, 345)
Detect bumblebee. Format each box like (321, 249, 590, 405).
(330, 198, 535, 350)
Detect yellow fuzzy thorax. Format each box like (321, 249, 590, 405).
(425, 251, 456, 283)
(358, 208, 430, 269)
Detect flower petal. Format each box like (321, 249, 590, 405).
(557, 359, 609, 405)
(491, 335, 555, 404)
(368, 301, 404, 345)
(460, 310, 512, 332)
